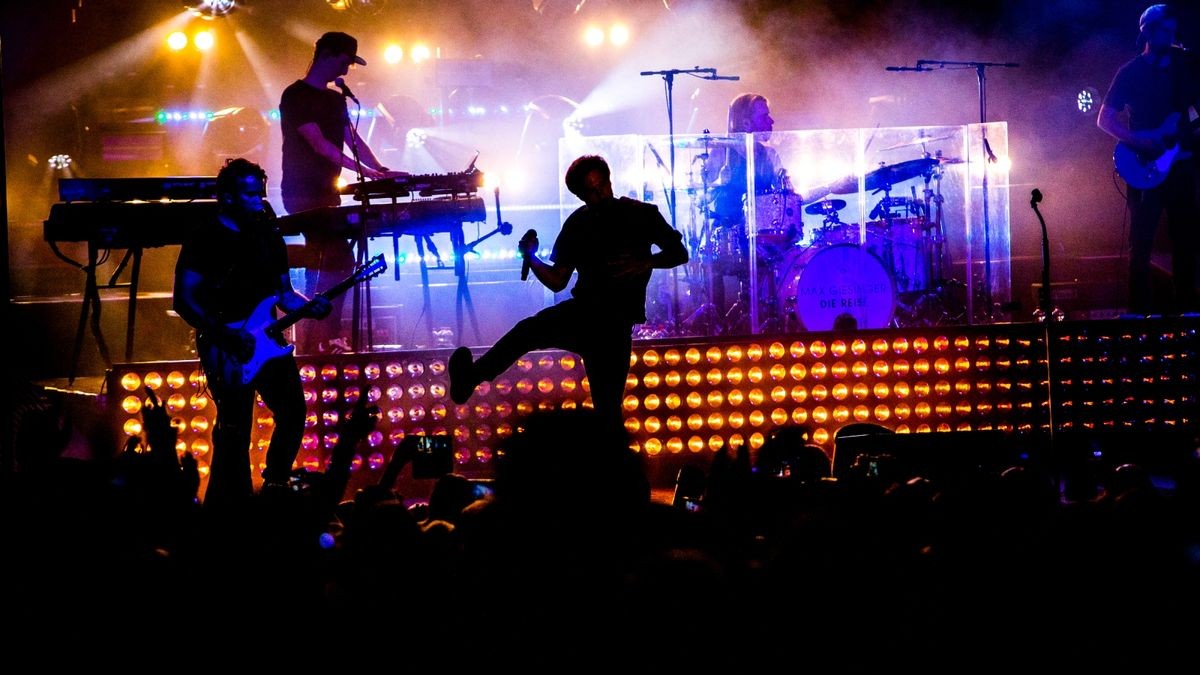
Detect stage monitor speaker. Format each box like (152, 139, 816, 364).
(833, 430, 1033, 483)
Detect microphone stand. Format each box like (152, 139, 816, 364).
(1030, 189, 1055, 321)
(898, 59, 1018, 324)
(344, 95, 373, 351)
(641, 67, 739, 336)
(1029, 188, 1057, 459)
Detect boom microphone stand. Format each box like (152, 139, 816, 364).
(342, 91, 374, 351)
(640, 66, 738, 335)
(887, 59, 1018, 323)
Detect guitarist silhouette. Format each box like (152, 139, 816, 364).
(1097, 4, 1200, 314)
(174, 158, 338, 508)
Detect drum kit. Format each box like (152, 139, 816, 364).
(666, 139, 967, 335)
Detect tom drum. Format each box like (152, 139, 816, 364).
(776, 244, 896, 331)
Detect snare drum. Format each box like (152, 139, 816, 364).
(775, 244, 896, 331)
(753, 190, 803, 257)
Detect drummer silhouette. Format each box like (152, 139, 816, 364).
(701, 93, 791, 333)
(707, 93, 785, 224)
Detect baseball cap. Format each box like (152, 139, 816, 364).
(1137, 4, 1174, 44)
(315, 31, 366, 66)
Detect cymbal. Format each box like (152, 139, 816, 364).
(804, 198, 847, 216)
(674, 135, 740, 149)
(936, 156, 965, 165)
(880, 133, 953, 151)
(804, 175, 859, 197)
(863, 157, 939, 191)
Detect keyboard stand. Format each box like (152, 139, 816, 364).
(401, 224, 481, 348)
(66, 244, 143, 385)
(449, 224, 482, 345)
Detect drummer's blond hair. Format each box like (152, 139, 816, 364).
(728, 93, 769, 133)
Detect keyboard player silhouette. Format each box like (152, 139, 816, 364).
(279, 30, 404, 354)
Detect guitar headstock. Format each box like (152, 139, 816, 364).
(356, 253, 388, 282)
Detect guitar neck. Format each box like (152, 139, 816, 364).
(269, 278, 355, 335)
(267, 254, 386, 336)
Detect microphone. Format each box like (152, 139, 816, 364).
(334, 77, 359, 105)
(520, 229, 537, 280)
(1031, 188, 1043, 206)
(983, 137, 998, 164)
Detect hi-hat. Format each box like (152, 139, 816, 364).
(804, 198, 847, 216)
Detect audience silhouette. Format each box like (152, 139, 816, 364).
(5, 398, 1198, 669)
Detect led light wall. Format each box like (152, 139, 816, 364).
(106, 318, 1198, 497)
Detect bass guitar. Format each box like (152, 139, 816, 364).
(202, 253, 387, 386)
(1113, 111, 1198, 190)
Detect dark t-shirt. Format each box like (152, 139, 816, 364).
(1103, 47, 1200, 131)
(280, 79, 348, 208)
(174, 214, 290, 326)
(550, 196, 682, 323)
(712, 140, 782, 224)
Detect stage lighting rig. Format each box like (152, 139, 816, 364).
(327, 0, 389, 15)
(187, 1, 237, 19)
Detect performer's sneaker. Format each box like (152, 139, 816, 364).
(449, 346, 476, 404)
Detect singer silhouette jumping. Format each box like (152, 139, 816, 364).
(279, 31, 406, 354)
(449, 155, 689, 432)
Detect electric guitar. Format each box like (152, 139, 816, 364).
(1113, 111, 1198, 190)
(202, 253, 387, 387)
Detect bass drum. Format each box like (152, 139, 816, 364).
(776, 244, 896, 331)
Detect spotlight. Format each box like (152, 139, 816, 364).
(167, 31, 188, 51)
(583, 26, 605, 48)
(330, 0, 389, 16)
(1076, 86, 1098, 114)
(406, 128, 428, 149)
(609, 23, 630, 46)
(384, 44, 404, 64)
(410, 44, 431, 63)
(188, 0, 237, 19)
(193, 30, 215, 51)
(48, 154, 72, 170)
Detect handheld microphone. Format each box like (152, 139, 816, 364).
(334, 77, 360, 105)
(520, 229, 537, 280)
